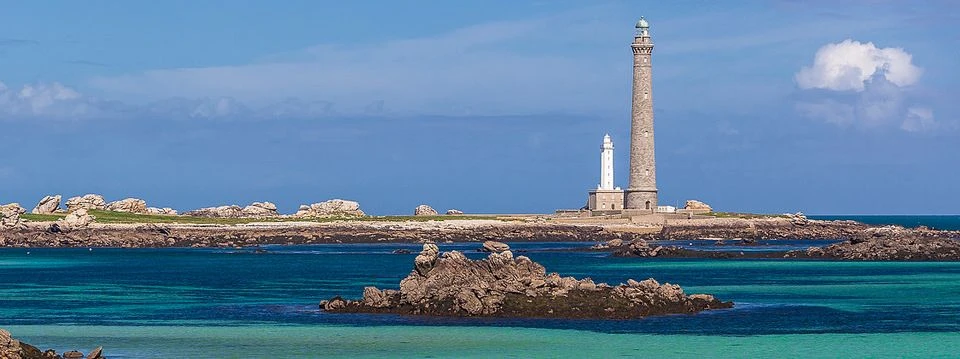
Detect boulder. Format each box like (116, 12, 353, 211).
(789, 212, 809, 226)
(414, 204, 438, 216)
(241, 202, 279, 217)
(445, 209, 464, 215)
(480, 240, 510, 253)
(294, 199, 365, 217)
(146, 207, 178, 216)
(105, 198, 148, 214)
(184, 205, 243, 218)
(60, 208, 95, 228)
(683, 200, 712, 213)
(321, 244, 733, 319)
(31, 195, 62, 214)
(0, 203, 26, 229)
(65, 194, 106, 212)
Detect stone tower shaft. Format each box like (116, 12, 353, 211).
(624, 18, 658, 211)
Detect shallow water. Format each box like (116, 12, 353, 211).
(2, 242, 959, 358)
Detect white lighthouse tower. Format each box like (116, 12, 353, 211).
(599, 134, 615, 190)
(588, 134, 624, 212)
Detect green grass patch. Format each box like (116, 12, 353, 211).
(21, 213, 67, 222)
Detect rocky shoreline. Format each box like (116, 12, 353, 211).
(321, 243, 732, 319)
(1, 328, 102, 359)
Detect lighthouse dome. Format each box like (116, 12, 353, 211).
(635, 17, 649, 29)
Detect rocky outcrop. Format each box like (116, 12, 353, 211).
(683, 200, 712, 213)
(146, 207, 178, 216)
(1, 203, 26, 229)
(241, 202, 279, 217)
(656, 217, 866, 241)
(65, 194, 106, 213)
(786, 225, 960, 261)
(105, 198, 148, 214)
(414, 205, 438, 216)
(320, 243, 732, 319)
(59, 209, 94, 229)
(184, 205, 243, 218)
(31, 195, 61, 214)
(446, 209, 464, 215)
(591, 238, 624, 250)
(1, 328, 103, 359)
(294, 199, 365, 218)
(480, 240, 510, 253)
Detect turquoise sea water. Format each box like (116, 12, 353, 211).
(810, 215, 960, 230)
(3, 241, 960, 358)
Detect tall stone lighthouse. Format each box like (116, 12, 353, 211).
(624, 17, 658, 212)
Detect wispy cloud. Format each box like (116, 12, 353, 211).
(0, 38, 38, 47)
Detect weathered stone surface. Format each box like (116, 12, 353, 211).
(321, 244, 733, 319)
(480, 240, 510, 253)
(184, 205, 243, 218)
(1, 203, 26, 229)
(86, 346, 103, 359)
(683, 200, 712, 212)
(294, 199, 365, 217)
(63, 351, 83, 359)
(65, 194, 106, 213)
(2, 327, 101, 359)
(785, 226, 960, 261)
(60, 209, 94, 229)
(31, 195, 61, 214)
(105, 198, 148, 214)
(789, 212, 809, 226)
(445, 209, 464, 215)
(145, 207, 178, 216)
(241, 202, 279, 217)
(414, 205, 438, 216)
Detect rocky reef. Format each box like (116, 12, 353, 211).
(320, 243, 732, 319)
(0, 328, 102, 359)
(654, 217, 866, 241)
(786, 226, 960, 261)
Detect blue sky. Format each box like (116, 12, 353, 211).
(1, 0, 958, 215)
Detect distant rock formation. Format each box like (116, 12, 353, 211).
(294, 199, 365, 218)
(789, 212, 809, 226)
(0, 203, 26, 229)
(146, 207, 178, 216)
(414, 205, 438, 216)
(480, 240, 510, 253)
(60, 209, 95, 229)
(786, 225, 960, 261)
(31, 195, 61, 214)
(320, 243, 732, 319)
(241, 202, 279, 217)
(184, 205, 244, 218)
(683, 200, 712, 213)
(65, 194, 106, 213)
(106, 198, 148, 214)
(1, 328, 103, 359)
(445, 209, 464, 215)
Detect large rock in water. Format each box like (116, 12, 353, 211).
(184, 205, 243, 218)
(294, 199, 365, 218)
(683, 200, 712, 213)
(106, 198, 148, 214)
(480, 240, 510, 253)
(320, 244, 732, 319)
(241, 202, 279, 217)
(65, 194, 106, 212)
(414, 204, 438, 216)
(31, 195, 61, 214)
(1, 203, 26, 229)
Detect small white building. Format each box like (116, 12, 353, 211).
(656, 205, 677, 213)
(588, 134, 624, 211)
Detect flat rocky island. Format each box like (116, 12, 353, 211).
(320, 242, 732, 319)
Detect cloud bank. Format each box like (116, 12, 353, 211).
(794, 39, 940, 132)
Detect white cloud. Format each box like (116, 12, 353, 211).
(901, 107, 938, 132)
(0, 81, 98, 119)
(796, 39, 922, 92)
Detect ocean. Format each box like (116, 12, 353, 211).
(3, 239, 960, 358)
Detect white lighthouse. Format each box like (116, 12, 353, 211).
(599, 134, 615, 190)
(587, 134, 624, 211)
